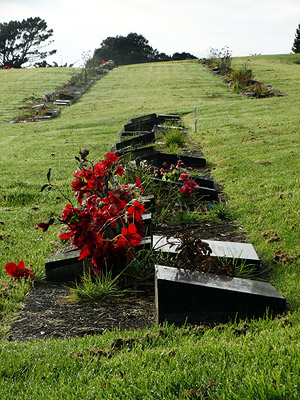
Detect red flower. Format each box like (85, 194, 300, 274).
(180, 184, 194, 197)
(102, 152, 119, 169)
(62, 204, 78, 222)
(34, 221, 50, 232)
(86, 195, 98, 212)
(180, 179, 199, 197)
(116, 223, 141, 248)
(5, 260, 34, 280)
(179, 173, 190, 181)
(78, 232, 103, 260)
(135, 176, 144, 192)
(37, 149, 147, 276)
(185, 179, 199, 189)
(80, 149, 89, 159)
(103, 192, 127, 216)
(127, 200, 145, 222)
(114, 165, 125, 177)
(59, 230, 74, 240)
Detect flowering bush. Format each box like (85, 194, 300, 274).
(152, 160, 199, 197)
(179, 177, 199, 197)
(5, 260, 34, 280)
(36, 151, 146, 275)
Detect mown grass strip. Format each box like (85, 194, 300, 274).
(0, 56, 300, 396)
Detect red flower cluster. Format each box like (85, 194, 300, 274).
(101, 60, 114, 66)
(34, 221, 50, 232)
(36, 151, 145, 275)
(180, 179, 199, 197)
(151, 159, 198, 198)
(5, 260, 34, 280)
(179, 173, 190, 181)
(153, 159, 183, 181)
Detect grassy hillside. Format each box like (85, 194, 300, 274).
(0, 55, 300, 398)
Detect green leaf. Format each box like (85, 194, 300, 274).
(47, 168, 51, 183)
(40, 184, 49, 192)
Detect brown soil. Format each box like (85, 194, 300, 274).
(7, 283, 155, 342)
(7, 220, 246, 342)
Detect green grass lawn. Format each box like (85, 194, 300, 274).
(1, 55, 300, 398)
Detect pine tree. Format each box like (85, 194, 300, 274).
(292, 24, 300, 53)
(0, 17, 56, 68)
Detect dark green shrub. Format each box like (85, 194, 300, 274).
(230, 64, 253, 92)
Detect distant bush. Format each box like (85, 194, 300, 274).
(206, 46, 232, 74)
(230, 63, 254, 92)
(171, 52, 197, 60)
(200, 50, 282, 98)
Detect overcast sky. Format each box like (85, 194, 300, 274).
(1, 0, 300, 66)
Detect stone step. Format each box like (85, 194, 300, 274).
(116, 131, 155, 150)
(45, 233, 153, 282)
(152, 235, 260, 266)
(155, 264, 286, 325)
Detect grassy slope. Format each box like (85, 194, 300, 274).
(0, 56, 300, 398)
(184, 54, 300, 309)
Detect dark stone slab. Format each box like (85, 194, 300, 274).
(155, 265, 286, 325)
(119, 130, 152, 139)
(10, 107, 61, 123)
(124, 113, 181, 132)
(53, 99, 72, 106)
(44, 108, 61, 118)
(153, 235, 260, 266)
(58, 93, 76, 101)
(137, 236, 152, 251)
(142, 213, 152, 236)
(140, 195, 156, 211)
(192, 176, 214, 188)
(116, 131, 155, 150)
(124, 114, 158, 132)
(152, 178, 218, 200)
(115, 146, 156, 158)
(34, 116, 51, 121)
(45, 249, 82, 282)
(124, 121, 156, 132)
(154, 125, 187, 136)
(157, 114, 181, 124)
(139, 152, 206, 168)
(45, 236, 153, 283)
(130, 113, 157, 124)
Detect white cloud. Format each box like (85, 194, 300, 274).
(1, 0, 300, 65)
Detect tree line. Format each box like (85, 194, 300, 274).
(91, 33, 196, 66)
(1, 17, 299, 69)
(0, 17, 196, 68)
